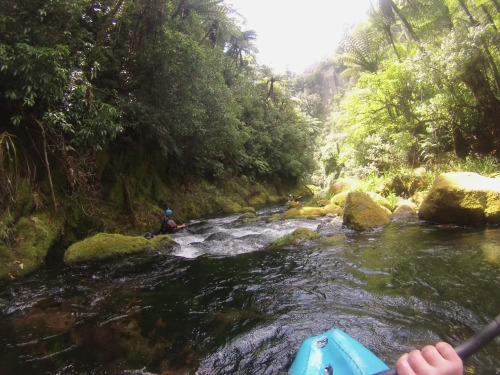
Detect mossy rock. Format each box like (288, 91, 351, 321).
(0, 211, 65, 279)
(283, 206, 326, 219)
(240, 211, 260, 224)
(324, 203, 343, 216)
(267, 213, 283, 222)
(366, 192, 392, 211)
(316, 199, 331, 207)
(412, 191, 429, 207)
(343, 192, 391, 231)
(391, 204, 418, 222)
(221, 200, 244, 214)
(63, 233, 174, 264)
(330, 191, 349, 208)
(247, 193, 274, 207)
(482, 243, 500, 264)
(418, 172, 500, 225)
(241, 206, 256, 214)
(268, 228, 320, 250)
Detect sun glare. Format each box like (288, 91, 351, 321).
(229, 0, 372, 73)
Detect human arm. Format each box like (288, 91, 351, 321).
(396, 342, 463, 375)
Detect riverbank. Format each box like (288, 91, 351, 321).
(0, 176, 312, 281)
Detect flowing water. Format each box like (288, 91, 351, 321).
(0, 205, 499, 375)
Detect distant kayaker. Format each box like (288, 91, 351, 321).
(396, 342, 463, 375)
(159, 209, 187, 234)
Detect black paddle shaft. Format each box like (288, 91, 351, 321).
(372, 313, 500, 375)
(159, 200, 185, 224)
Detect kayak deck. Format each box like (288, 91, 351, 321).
(289, 329, 389, 375)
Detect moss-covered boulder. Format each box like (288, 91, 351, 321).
(391, 204, 418, 221)
(239, 211, 260, 224)
(330, 191, 349, 208)
(324, 204, 343, 216)
(366, 192, 392, 211)
(283, 206, 326, 219)
(267, 213, 283, 222)
(63, 233, 174, 264)
(343, 192, 391, 231)
(268, 228, 320, 250)
(0, 211, 65, 279)
(316, 198, 331, 207)
(390, 198, 419, 222)
(412, 191, 429, 207)
(418, 172, 500, 226)
(328, 178, 359, 196)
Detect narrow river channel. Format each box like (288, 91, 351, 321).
(0, 205, 499, 374)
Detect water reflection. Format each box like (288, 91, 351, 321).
(0, 206, 499, 375)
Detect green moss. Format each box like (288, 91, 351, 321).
(324, 203, 342, 216)
(485, 192, 500, 223)
(330, 191, 349, 208)
(241, 211, 260, 224)
(268, 228, 320, 250)
(283, 206, 326, 219)
(267, 213, 283, 222)
(63, 233, 172, 264)
(343, 192, 390, 231)
(1, 157, 308, 280)
(366, 192, 392, 211)
(0, 210, 65, 279)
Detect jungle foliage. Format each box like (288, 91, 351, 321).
(320, 0, 500, 179)
(0, 0, 317, 211)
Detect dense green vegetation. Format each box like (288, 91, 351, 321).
(0, 0, 316, 215)
(316, 0, 500, 181)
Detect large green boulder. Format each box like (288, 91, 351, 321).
(366, 192, 392, 211)
(63, 233, 174, 264)
(0, 211, 65, 279)
(343, 192, 391, 231)
(324, 203, 343, 216)
(330, 191, 350, 208)
(268, 228, 320, 250)
(418, 172, 500, 226)
(283, 206, 326, 219)
(391, 199, 418, 221)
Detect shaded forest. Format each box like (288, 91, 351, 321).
(0, 0, 317, 217)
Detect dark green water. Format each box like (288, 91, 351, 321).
(0, 206, 499, 374)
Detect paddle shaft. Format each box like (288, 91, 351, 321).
(171, 212, 184, 225)
(373, 313, 500, 375)
(160, 200, 185, 224)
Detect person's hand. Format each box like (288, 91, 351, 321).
(396, 342, 463, 375)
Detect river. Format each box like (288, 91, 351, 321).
(0, 205, 499, 374)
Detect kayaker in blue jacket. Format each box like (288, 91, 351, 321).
(396, 342, 463, 375)
(159, 209, 186, 234)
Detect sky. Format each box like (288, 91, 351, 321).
(228, 0, 373, 74)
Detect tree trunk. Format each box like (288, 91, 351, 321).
(490, 0, 500, 13)
(453, 128, 469, 159)
(461, 63, 500, 152)
(385, 0, 420, 43)
(457, 0, 477, 25)
(173, 0, 186, 18)
(384, 24, 401, 62)
(33, 117, 58, 212)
